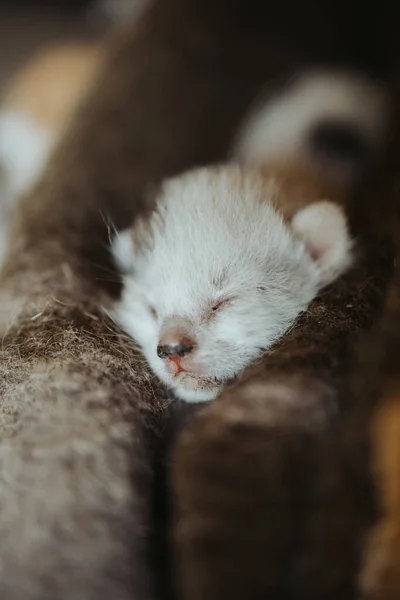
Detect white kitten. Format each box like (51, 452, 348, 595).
(111, 165, 353, 403)
(110, 69, 386, 403)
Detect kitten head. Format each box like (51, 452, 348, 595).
(112, 165, 353, 403)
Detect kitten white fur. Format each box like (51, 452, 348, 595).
(112, 165, 353, 403)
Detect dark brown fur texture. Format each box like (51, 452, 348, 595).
(1, 0, 400, 599)
(359, 277, 400, 600)
(282, 268, 400, 600)
(278, 181, 400, 600)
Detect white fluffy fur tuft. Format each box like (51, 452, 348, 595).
(234, 70, 387, 177)
(0, 111, 54, 269)
(112, 229, 135, 274)
(112, 165, 353, 403)
(0, 111, 53, 202)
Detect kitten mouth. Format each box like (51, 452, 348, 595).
(172, 369, 239, 389)
(162, 360, 232, 394)
(176, 372, 221, 392)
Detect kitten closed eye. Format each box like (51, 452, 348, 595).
(211, 297, 237, 313)
(211, 300, 226, 312)
(149, 306, 158, 319)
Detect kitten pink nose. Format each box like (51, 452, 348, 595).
(157, 323, 195, 360)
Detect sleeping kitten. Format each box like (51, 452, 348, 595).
(111, 163, 353, 402)
(110, 69, 387, 403)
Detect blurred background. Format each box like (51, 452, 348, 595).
(0, 0, 132, 95)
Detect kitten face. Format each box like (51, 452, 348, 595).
(112, 165, 352, 403)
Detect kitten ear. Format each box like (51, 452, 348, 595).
(111, 229, 135, 273)
(291, 200, 353, 286)
(112, 212, 155, 274)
